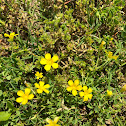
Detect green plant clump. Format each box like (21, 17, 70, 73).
(0, 0, 126, 125)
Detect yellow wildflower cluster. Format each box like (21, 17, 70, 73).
(67, 80, 93, 102)
(14, 50, 122, 126)
(16, 53, 58, 105)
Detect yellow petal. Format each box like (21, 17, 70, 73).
(17, 90, 24, 96)
(88, 88, 92, 93)
(101, 41, 106, 45)
(37, 89, 43, 93)
(87, 94, 93, 99)
(68, 80, 73, 86)
(112, 55, 118, 60)
(40, 58, 47, 65)
(77, 85, 82, 91)
(28, 94, 34, 100)
(44, 65, 51, 71)
(72, 90, 77, 96)
(44, 84, 50, 89)
(25, 88, 31, 95)
(9, 35, 14, 40)
(54, 117, 60, 123)
(43, 89, 49, 94)
(74, 80, 79, 86)
(34, 83, 40, 88)
(52, 55, 59, 62)
(107, 90, 112, 96)
(83, 86, 87, 91)
(55, 124, 60, 126)
(4, 33, 10, 37)
(39, 81, 44, 87)
(52, 63, 58, 69)
(39, 73, 43, 78)
(108, 51, 113, 58)
(46, 118, 52, 123)
(79, 92, 84, 97)
(110, 38, 113, 41)
(16, 97, 23, 103)
(121, 84, 126, 92)
(66, 86, 73, 91)
(83, 96, 88, 101)
(10, 32, 15, 36)
(45, 53, 51, 60)
(35, 71, 39, 76)
(22, 99, 28, 105)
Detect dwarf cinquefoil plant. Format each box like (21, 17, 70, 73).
(34, 81, 50, 94)
(66, 80, 82, 96)
(40, 53, 59, 71)
(16, 88, 34, 105)
(79, 86, 93, 102)
(4, 32, 18, 42)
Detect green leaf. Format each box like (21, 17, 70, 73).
(89, 110, 94, 115)
(0, 19, 5, 25)
(0, 111, 11, 121)
(7, 101, 16, 111)
(6, 75, 11, 80)
(87, 104, 93, 109)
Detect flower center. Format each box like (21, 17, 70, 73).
(40, 86, 44, 90)
(72, 85, 77, 90)
(23, 94, 29, 100)
(47, 59, 53, 65)
(83, 91, 89, 95)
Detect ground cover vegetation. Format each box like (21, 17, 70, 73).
(0, 0, 126, 125)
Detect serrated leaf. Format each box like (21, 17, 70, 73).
(0, 111, 11, 121)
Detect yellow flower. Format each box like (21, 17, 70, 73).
(112, 55, 118, 60)
(105, 50, 118, 60)
(35, 71, 43, 79)
(4, 32, 18, 42)
(45, 117, 60, 126)
(67, 80, 82, 96)
(34, 81, 50, 94)
(16, 88, 34, 105)
(121, 84, 126, 92)
(40, 53, 59, 71)
(107, 90, 113, 96)
(99, 41, 106, 50)
(79, 86, 93, 101)
(110, 38, 114, 41)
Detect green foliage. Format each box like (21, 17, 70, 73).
(0, 111, 11, 121)
(0, 0, 126, 125)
